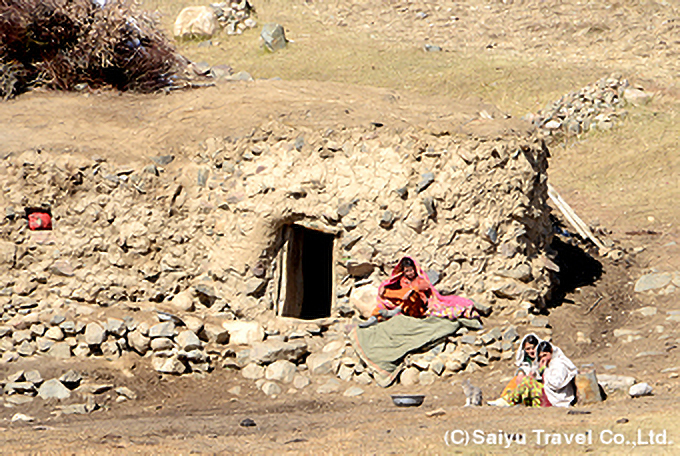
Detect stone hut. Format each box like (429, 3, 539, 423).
(0, 118, 555, 324)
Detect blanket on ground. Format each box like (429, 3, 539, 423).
(350, 314, 463, 387)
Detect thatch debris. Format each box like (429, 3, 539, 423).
(0, 0, 187, 99)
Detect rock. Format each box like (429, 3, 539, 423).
(460, 335, 477, 345)
(575, 367, 603, 405)
(354, 372, 372, 385)
(265, 360, 297, 383)
(151, 337, 174, 351)
(349, 284, 379, 318)
(12, 329, 32, 344)
(171, 290, 194, 312)
(45, 326, 64, 341)
(78, 383, 113, 395)
(306, 352, 335, 375)
(174, 6, 218, 38)
(629, 382, 653, 397)
(84, 322, 106, 346)
(176, 330, 202, 351)
(149, 322, 175, 338)
(424, 44, 442, 52)
(419, 371, 436, 386)
(59, 370, 82, 388)
(635, 273, 672, 292)
(261, 23, 287, 52)
(598, 374, 636, 392)
(346, 261, 374, 277)
(416, 172, 435, 193)
(184, 316, 204, 335)
(426, 269, 440, 286)
(106, 318, 126, 337)
(495, 264, 532, 282)
(128, 330, 150, 355)
(430, 357, 445, 376)
(222, 321, 264, 345)
(11, 413, 34, 422)
(152, 356, 186, 375)
(249, 340, 308, 365)
(202, 323, 230, 344)
(316, 378, 341, 394)
(4, 381, 35, 395)
(623, 87, 652, 106)
(261, 381, 282, 397)
(502, 326, 519, 342)
(242, 363, 265, 380)
(115, 386, 137, 400)
(293, 374, 311, 390)
(151, 155, 174, 166)
(343, 386, 364, 397)
(38, 378, 71, 399)
(17, 340, 35, 356)
(24, 370, 43, 385)
(379, 210, 395, 229)
(633, 306, 657, 317)
(48, 342, 72, 359)
(400, 367, 420, 386)
(73, 342, 90, 358)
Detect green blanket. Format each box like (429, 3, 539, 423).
(350, 315, 462, 387)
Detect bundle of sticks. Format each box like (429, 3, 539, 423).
(0, 0, 186, 99)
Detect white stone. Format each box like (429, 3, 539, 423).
(149, 322, 175, 338)
(261, 381, 282, 397)
(176, 330, 202, 351)
(293, 374, 311, 389)
(174, 6, 218, 38)
(400, 367, 420, 386)
(171, 290, 194, 312)
(222, 320, 264, 345)
(316, 378, 341, 394)
(84, 322, 106, 345)
(629, 382, 653, 397)
(349, 284, 379, 318)
(242, 363, 265, 380)
(38, 378, 71, 400)
(343, 386, 364, 397)
(152, 356, 186, 375)
(128, 330, 150, 355)
(306, 352, 335, 375)
(45, 326, 64, 341)
(265, 360, 297, 383)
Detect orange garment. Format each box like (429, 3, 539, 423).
(375, 275, 431, 318)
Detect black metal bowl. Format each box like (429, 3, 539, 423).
(391, 394, 425, 407)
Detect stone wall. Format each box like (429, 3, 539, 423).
(0, 120, 554, 324)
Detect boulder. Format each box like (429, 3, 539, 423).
(241, 363, 265, 380)
(249, 340, 308, 365)
(171, 290, 194, 312)
(598, 374, 636, 392)
(222, 321, 264, 345)
(629, 382, 653, 397)
(38, 378, 71, 400)
(149, 322, 175, 338)
(128, 330, 150, 355)
(152, 356, 186, 375)
(151, 337, 174, 351)
(176, 330, 202, 351)
(174, 6, 218, 39)
(349, 284, 379, 318)
(261, 23, 287, 52)
(400, 367, 419, 386)
(202, 323, 229, 344)
(265, 360, 297, 383)
(293, 374, 311, 389)
(84, 322, 106, 346)
(59, 370, 82, 389)
(306, 352, 335, 375)
(106, 318, 127, 337)
(261, 381, 282, 397)
(48, 342, 72, 359)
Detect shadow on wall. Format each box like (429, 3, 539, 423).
(547, 230, 603, 308)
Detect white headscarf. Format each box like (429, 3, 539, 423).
(541, 344, 578, 407)
(515, 333, 542, 367)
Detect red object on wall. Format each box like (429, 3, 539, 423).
(28, 212, 52, 230)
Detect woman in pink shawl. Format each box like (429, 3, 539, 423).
(371, 256, 480, 321)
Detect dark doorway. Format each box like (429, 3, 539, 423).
(282, 225, 334, 319)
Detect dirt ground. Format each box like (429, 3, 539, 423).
(1, 0, 679, 454)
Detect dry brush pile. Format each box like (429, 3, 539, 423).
(0, 0, 186, 99)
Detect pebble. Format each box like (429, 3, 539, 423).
(316, 378, 341, 394)
(11, 413, 34, 422)
(343, 386, 364, 397)
(629, 382, 653, 397)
